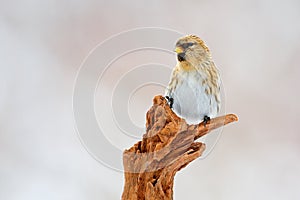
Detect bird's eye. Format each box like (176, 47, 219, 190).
(182, 42, 194, 49)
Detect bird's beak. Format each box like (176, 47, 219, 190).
(174, 46, 184, 54)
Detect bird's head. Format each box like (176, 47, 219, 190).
(175, 35, 211, 66)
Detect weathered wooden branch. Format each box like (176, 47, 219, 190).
(122, 95, 238, 200)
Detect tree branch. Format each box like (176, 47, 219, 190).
(122, 95, 238, 200)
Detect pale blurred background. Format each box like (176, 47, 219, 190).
(1, 0, 300, 199)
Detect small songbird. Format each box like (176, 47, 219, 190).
(165, 35, 221, 124)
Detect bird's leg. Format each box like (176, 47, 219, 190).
(203, 115, 210, 126)
(165, 96, 174, 109)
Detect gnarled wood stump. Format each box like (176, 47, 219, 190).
(122, 95, 238, 200)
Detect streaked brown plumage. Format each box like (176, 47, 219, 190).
(165, 35, 221, 124)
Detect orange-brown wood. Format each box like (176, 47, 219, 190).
(122, 95, 238, 200)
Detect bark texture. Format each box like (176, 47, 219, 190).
(122, 95, 238, 200)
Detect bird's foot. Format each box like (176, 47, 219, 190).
(165, 96, 174, 109)
(203, 115, 210, 126)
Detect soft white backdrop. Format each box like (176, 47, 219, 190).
(1, 0, 300, 199)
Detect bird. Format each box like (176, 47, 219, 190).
(165, 35, 221, 125)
